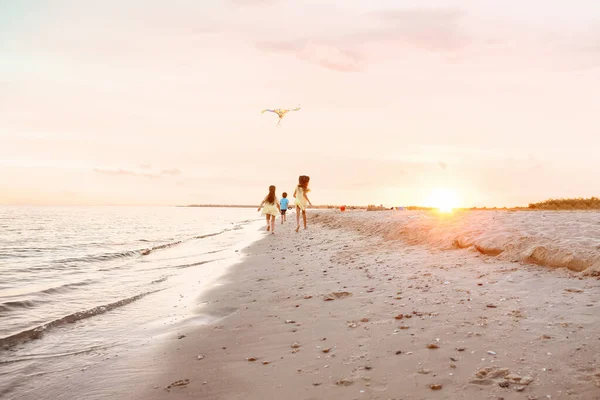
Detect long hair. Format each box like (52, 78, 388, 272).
(266, 185, 276, 204)
(297, 175, 310, 192)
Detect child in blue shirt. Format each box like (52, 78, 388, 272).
(279, 192, 289, 224)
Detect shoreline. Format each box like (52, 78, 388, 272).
(139, 211, 600, 400)
(0, 219, 265, 400)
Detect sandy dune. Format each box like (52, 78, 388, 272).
(141, 210, 600, 400)
(313, 210, 600, 275)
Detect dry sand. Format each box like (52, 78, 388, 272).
(142, 210, 600, 400)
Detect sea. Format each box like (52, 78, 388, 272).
(0, 206, 264, 399)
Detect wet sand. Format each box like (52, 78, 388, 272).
(142, 210, 600, 400)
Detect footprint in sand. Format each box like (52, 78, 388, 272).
(577, 367, 600, 387)
(323, 291, 352, 301)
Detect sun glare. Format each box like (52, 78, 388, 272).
(426, 189, 459, 213)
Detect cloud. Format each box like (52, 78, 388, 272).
(257, 40, 365, 72)
(94, 167, 182, 179)
(299, 44, 364, 72)
(229, 0, 276, 5)
(161, 168, 182, 176)
(372, 8, 468, 51)
(94, 168, 161, 179)
(256, 7, 467, 72)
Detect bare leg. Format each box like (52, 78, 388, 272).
(302, 209, 307, 229)
(270, 215, 275, 233)
(295, 207, 301, 232)
(266, 215, 270, 231)
(281, 212, 284, 224)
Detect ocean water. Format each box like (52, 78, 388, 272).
(0, 206, 263, 398)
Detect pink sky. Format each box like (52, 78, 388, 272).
(2, 0, 600, 207)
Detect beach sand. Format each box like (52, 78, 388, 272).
(139, 210, 600, 400)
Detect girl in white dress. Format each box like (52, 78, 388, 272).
(257, 185, 280, 234)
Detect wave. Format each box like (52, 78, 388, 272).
(0, 281, 96, 312)
(143, 258, 221, 272)
(0, 344, 114, 366)
(150, 275, 169, 284)
(0, 289, 162, 350)
(0, 299, 41, 313)
(39, 280, 95, 295)
(192, 231, 226, 240)
(174, 259, 222, 269)
(206, 249, 226, 255)
(49, 230, 228, 265)
(312, 211, 600, 276)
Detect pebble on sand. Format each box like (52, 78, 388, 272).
(291, 342, 301, 348)
(427, 343, 440, 349)
(430, 384, 442, 390)
(246, 357, 258, 362)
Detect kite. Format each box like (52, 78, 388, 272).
(261, 107, 301, 126)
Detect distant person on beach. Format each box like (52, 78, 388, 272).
(257, 185, 280, 234)
(293, 175, 312, 232)
(279, 192, 289, 224)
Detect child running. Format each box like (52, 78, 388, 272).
(293, 175, 312, 232)
(257, 185, 280, 234)
(279, 192, 289, 224)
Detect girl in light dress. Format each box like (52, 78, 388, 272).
(293, 175, 312, 232)
(257, 185, 280, 234)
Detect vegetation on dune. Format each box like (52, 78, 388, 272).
(528, 197, 600, 210)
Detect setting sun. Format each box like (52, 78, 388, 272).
(425, 189, 459, 213)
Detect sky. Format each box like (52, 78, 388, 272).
(1, 0, 600, 207)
